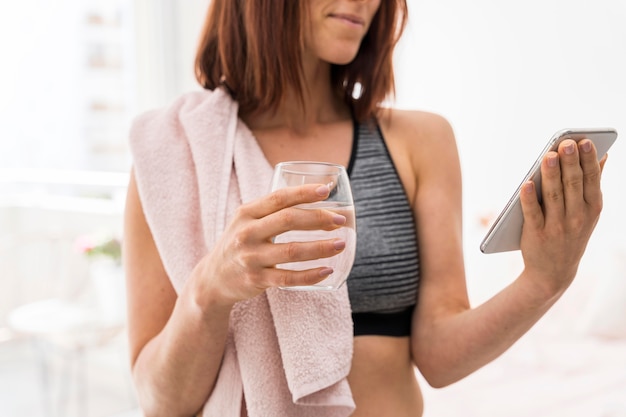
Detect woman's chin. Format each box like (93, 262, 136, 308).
(323, 50, 360, 66)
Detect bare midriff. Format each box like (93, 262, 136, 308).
(348, 336, 423, 417)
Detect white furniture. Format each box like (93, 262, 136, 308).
(8, 298, 126, 417)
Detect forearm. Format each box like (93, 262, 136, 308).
(412, 269, 567, 388)
(132, 284, 233, 417)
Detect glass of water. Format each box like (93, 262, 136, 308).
(270, 161, 356, 291)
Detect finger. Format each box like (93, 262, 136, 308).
(265, 265, 335, 289)
(577, 139, 603, 207)
(231, 207, 347, 252)
(558, 139, 584, 217)
(228, 236, 344, 284)
(260, 206, 347, 239)
(540, 151, 564, 220)
(269, 237, 346, 266)
(599, 153, 608, 172)
(245, 184, 331, 219)
(520, 181, 544, 230)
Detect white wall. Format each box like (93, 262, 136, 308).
(132, 0, 210, 113)
(394, 0, 626, 305)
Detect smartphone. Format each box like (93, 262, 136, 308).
(480, 127, 618, 254)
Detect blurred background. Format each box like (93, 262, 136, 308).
(0, 0, 624, 416)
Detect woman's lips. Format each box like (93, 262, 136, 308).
(328, 13, 365, 27)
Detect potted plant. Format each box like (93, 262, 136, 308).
(75, 235, 125, 323)
(76, 236, 122, 266)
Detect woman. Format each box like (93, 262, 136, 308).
(123, 1, 607, 416)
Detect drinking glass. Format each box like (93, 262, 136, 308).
(270, 161, 356, 291)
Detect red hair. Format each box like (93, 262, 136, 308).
(195, 0, 408, 122)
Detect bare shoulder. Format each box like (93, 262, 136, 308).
(378, 107, 456, 150)
(377, 108, 459, 199)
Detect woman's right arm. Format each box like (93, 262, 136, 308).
(124, 170, 346, 417)
(124, 170, 233, 417)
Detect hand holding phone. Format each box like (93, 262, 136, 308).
(480, 128, 618, 254)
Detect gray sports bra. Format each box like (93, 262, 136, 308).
(346, 120, 420, 336)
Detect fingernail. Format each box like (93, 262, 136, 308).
(548, 154, 558, 167)
(319, 267, 333, 277)
(333, 239, 346, 250)
(333, 214, 346, 225)
(523, 181, 535, 194)
(581, 140, 592, 153)
(564, 143, 575, 155)
(316, 185, 329, 196)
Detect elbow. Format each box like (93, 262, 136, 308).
(412, 350, 467, 389)
(416, 364, 458, 389)
(133, 385, 169, 417)
(137, 397, 200, 417)
(132, 373, 202, 417)
(415, 363, 455, 388)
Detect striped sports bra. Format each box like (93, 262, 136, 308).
(346, 120, 420, 337)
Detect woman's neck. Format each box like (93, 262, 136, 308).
(243, 56, 350, 134)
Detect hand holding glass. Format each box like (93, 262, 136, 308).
(270, 161, 356, 291)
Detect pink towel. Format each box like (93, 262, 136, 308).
(129, 88, 355, 417)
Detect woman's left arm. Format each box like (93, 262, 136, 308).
(383, 110, 606, 388)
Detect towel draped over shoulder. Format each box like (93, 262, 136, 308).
(129, 88, 355, 417)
